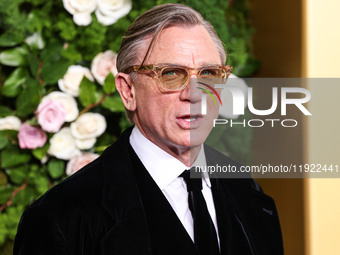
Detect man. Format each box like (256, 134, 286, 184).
(14, 3, 283, 255)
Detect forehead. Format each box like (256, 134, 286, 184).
(144, 25, 221, 67)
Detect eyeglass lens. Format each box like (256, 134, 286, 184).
(160, 66, 226, 90)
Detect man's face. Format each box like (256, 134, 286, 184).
(132, 25, 221, 155)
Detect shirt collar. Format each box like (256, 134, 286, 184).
(129, 126, 211, 190)
(192, 145, 211, 188)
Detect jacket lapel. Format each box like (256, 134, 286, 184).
(205, 145, 283, 255)
(128, 143, 199, 255)
(99, 127, 151, 255)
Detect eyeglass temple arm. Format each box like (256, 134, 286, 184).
(131, 65, 154, 72)
(223, 65, 233, 74)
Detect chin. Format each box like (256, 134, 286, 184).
(169, 127, 208, 150)
(189, 129, 208, 148)
(175, 134, 192, 148)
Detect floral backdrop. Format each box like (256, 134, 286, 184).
(0, 0, 257, 252)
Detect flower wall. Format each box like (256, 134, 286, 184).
(0, 0, 256, 252)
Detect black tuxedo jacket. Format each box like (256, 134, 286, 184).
(14, 127, 283, 255)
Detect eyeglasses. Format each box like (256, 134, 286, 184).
(124, 63, 232, 92)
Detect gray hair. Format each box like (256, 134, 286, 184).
(116, 3, 227, 122)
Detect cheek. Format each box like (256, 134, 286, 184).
(134, 79, 182, 126)
(135, 84, 155, 111)
(206, 98, 220, 119)
(135, 92, 168, 123)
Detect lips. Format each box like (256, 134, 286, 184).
(176, 114, 203, 129)
(182, 115, 200, 122)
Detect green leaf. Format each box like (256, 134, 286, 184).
(0, 171, 8, 186)
(56, 18, 77, 41)
(28, 53, 39, 78)
(0, 46, 28, 66)
(27, 166, 39, 182)
(26, 116, 38, 126)
(16, 78, 42, 117)
(233, 57, 261, 77)
(61, 43, 82, 62)
(0, 130, 18, 148)
(40, 58, 70, 85)
(48, 159, 65, 179)
(0, 186, 15, 205)
(32, 143, 49, 160)
(11, 186, 35, 207)
(0, 31, 25, 47)
(1, 148, 31, 168)
(103, 72, 116, 94)
(0, 221, 7, 246)
(95, 133, 115, 147)
(94, 133, 115, 154)
(30, 164, 39, 173)
(5, 165, 29, 185)
(94, 145, 109, 154)
(5, 205, 25, 239)
(94, 90, 104, 102)
(40, 42, 63, 63)
(79, 77, 97, 107)
(0, 132, 8, 150)
(0, 106, 13, 117)
(32, 175, 50, 195)
(27, 8, 52, 33)
(2, 67, 28, 97)
(102, 94, 125, 112)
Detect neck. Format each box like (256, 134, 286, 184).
(135, 126, 202, 167)
(166, 144, 201, 167)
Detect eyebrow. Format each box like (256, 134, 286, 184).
(198, 62, 222, 67)
(153, 63, 222, 68)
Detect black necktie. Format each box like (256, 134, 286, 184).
(180, 168, 220, 255)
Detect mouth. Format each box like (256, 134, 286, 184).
(178, 114, 202, 122)
(176, 114, 204, 129)
(181, 115, 201, 122)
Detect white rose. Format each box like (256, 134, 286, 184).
(218, 74, 248, 119)
(42, 92, 79, 122)
(71, 113, 106, 139)
(62, 0, 97, 26)
(91, 50, 118, 85)
(48, 127, 81, 160)
(75, 137, 97, 150)
(95, 0, 132, 26)
(66, 152, 99, 176)
(0, 116, 22, 130)
(58, 65, 94, 97)
(41, 155, 49, 164)
(26, 32, 45, 49)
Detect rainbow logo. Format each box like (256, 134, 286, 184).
(196, 82, 222, 106)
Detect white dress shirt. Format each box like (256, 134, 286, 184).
(129, 126, 220, 244)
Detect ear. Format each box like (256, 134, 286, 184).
(115, 73, 136, 111)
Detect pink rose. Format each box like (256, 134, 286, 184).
(91, 50, 118, 85)
(18, 123, 47, 149)
(66, 153, 99, 176)
(36, 100, 66, 133)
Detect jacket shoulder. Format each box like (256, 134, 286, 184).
(32, 156, 104, 210)
(14, 153, 115, 254)
(204, 144, 262, 191)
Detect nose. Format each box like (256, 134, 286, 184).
(179, 77, 202, 103)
